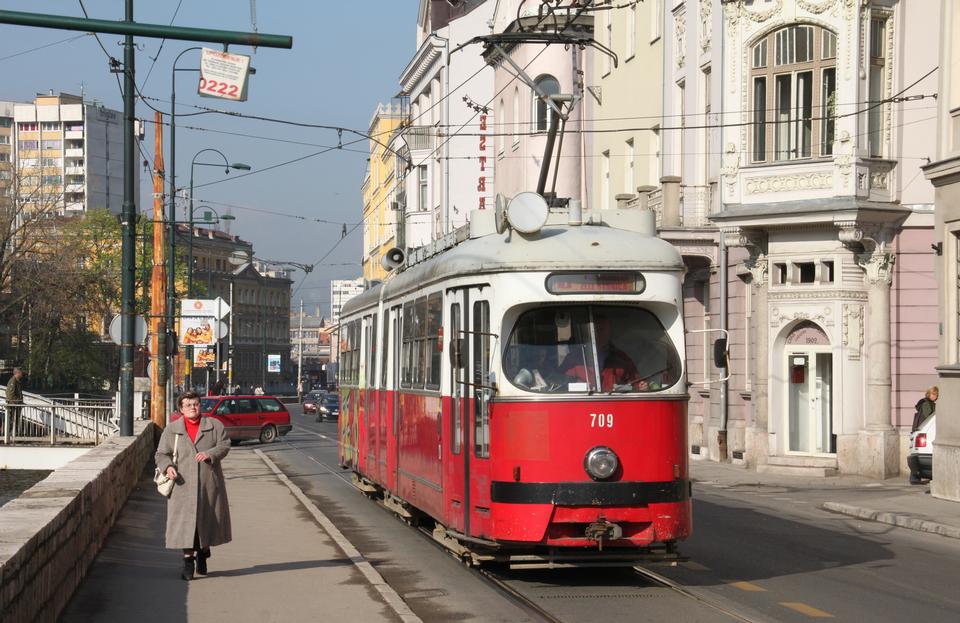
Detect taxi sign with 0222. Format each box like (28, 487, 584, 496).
(197, 48, 250, 102)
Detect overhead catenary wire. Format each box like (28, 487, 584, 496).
(137, 0, 186, 92)
(0, 32, 92, 63)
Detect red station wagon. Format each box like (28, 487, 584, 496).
(172, 395, 292, 445)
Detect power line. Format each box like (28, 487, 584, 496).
(137, 94, 406, 163)
(140, 116, 371, 154)
(291, 221, 363, 301)
(0, 33, 92, 63)
(185, 196, 359, 227)
(138, 0, 185, 91)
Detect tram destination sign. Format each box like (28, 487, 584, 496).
(545, 271, 646, 295)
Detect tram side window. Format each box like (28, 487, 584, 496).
(348, 320, 361, 385)
(473, 300, 490, 458)
(401, 301, 415, 388)
(425, 292, 443, 390)
(415, 297, 428, 387)
(381, 311, 390, 389)
(366, 314, 378, 387)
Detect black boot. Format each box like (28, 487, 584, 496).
(196, 548, 210, 575)
(181, 555, 195, 581)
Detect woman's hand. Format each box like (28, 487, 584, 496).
(166, 466, 178, 480)
(195, 452, 211, 463)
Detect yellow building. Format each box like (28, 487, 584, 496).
(361, 102, 408, 283)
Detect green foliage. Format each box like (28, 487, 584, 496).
(27, 325, 113, 393)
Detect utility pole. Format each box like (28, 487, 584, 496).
(149, 111, 168, 427)
(297, 299, 304, 400)
(120, 0, 136, 435)
(0, 7, 293, 435)
(228, 280, 235, 393)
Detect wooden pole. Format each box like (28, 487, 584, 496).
(150, 111, 168, 427)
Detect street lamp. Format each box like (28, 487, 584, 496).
(188, 149, 250, 298)
(169, 46, 254, 401)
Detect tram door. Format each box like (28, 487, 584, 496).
(468, 294, 493, 538)
(446, 291, 468, 533)
(388, 306, 402, 492)
(363, 314, 378, 478)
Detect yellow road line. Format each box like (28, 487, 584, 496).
(680, 561, 711, 571)
(780, 602, 834, 618)
(729, 581, 767, 592)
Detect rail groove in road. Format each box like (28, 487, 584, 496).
(276, 422, 770, 623)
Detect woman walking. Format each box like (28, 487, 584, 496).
(155, 391, 232, 580)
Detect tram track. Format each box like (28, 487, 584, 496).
(277, 424, 762, 623)
(276, 428, 562, 622)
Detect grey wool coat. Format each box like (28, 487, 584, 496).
(154, 416, 233, 549)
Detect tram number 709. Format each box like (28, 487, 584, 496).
(590, 413, 614, 428)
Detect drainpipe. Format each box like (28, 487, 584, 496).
(718, 227, 729, 461)
(717, 0, 729, 462)
(437, 34, 450, 235)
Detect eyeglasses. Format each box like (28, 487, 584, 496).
(181, 403, 201, 410)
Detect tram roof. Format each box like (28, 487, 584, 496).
(344, 224, 684, 315)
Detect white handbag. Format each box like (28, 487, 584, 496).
(154, 434, 179, 497)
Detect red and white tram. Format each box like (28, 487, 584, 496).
(337, 196, 691, 567)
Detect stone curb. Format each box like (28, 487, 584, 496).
(821, 502, 960, 539)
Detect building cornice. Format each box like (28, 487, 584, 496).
(922, 153, 960, 187)
(399, 36, 445, 96)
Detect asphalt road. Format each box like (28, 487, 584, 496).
(274, 405, 960, 623)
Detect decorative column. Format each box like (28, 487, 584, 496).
(746, 252, 770, 465)
(858, 249, 899, 478)
(660, 176, 682, 227)
(723, 228, 769, 465)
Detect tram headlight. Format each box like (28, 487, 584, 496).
(584, 446, 619, 480)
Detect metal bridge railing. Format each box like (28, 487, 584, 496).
(1, 393, 119, 445)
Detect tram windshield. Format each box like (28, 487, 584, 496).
(503, 305, 682, 394)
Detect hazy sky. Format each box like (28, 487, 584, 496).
(0, 1, 419, 315)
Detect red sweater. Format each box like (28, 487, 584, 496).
(183, 416, 201, 443)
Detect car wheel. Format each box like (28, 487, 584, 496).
(230, 439, 241, 447)
(259, 424, 278, 444)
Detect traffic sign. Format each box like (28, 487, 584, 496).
(214, 297, 231, 319)
(198, 48, 250, 101)
(109, 315, 147, 346)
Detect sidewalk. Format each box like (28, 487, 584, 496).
(691, 460, 960, 540)
(59, 448, 421, 623)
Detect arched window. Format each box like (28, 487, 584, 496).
(750, 25, 837, 163)
(532, 74, 560, 133)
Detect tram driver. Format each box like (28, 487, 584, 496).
(559, 313, 647, 392)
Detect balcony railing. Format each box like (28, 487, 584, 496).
(404, 126, 434, 151)
(683, 184, 715, 227)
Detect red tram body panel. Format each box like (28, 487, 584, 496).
(338, 209, 692, 566)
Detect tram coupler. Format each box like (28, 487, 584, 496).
(585, 519, 623, 551)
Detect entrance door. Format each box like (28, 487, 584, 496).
(785, 322, 834, 454)
(786, 349, 834, 454)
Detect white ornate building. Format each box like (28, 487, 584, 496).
(922, 0, 960, 501)
(711, 0, 939, 478)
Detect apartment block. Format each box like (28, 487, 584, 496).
(12, 92, 129, 215)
